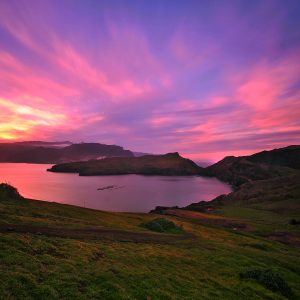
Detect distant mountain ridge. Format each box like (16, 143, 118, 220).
(0, 142, 133, 164)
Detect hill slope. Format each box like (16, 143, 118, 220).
(204, 145, 300, 186)
(248, 145, 300, 169)
(186, 172, 300, 223)
(0, 183, 299, 299)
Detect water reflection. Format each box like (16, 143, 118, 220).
(0, 163, 231, 212)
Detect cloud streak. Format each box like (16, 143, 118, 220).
(0, 0, 299, 161)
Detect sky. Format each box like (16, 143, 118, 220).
(0, 0, 299, 162)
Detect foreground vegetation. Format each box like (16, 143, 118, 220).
(0, 184, 299, 299)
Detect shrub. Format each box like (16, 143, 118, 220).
(142, 218, 183, 234)
(240, 268, 293, 298)
(0, 183, 22, 201)
(289, 219, 300, 225)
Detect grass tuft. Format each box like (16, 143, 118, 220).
(289, 219, 300, 225)
(0, 183, 22, 201)
(244, 243, 270, 251)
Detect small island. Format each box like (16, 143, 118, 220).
(48, 152, 203, 176)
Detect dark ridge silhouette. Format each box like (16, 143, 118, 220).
(0, 141, 133, 163)
(203, 145, 300, 187)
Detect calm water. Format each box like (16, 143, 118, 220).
(0, 163, 231, 212)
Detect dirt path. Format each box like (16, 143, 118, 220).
(0, 223, 194, 244)
(164, 209, 253, 231)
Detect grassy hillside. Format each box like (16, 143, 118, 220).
(0, 184, 299, 299)
(48, 152, 202, 176)
(248, 146, 300, 170)
(183, 173, 300, 242)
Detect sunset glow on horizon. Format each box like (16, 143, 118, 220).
(0, 0, 299, 162)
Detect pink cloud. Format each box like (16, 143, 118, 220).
(0, 0, 299, 162)
(51, 38, 152, 99)
(170, 24, 217, 69)
(156, 50, 300, 161)
(0, 96, 67, 140)
(0, 3, 170, 101)
(149, 116, 175, 128)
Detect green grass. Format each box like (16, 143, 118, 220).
(0, 185, 300, 299)
(211, 173, 300, 234)
(240, 268, 293, 298)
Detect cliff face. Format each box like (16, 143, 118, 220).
(0, 142, 133, 164)
(48, 152, 204, 176)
